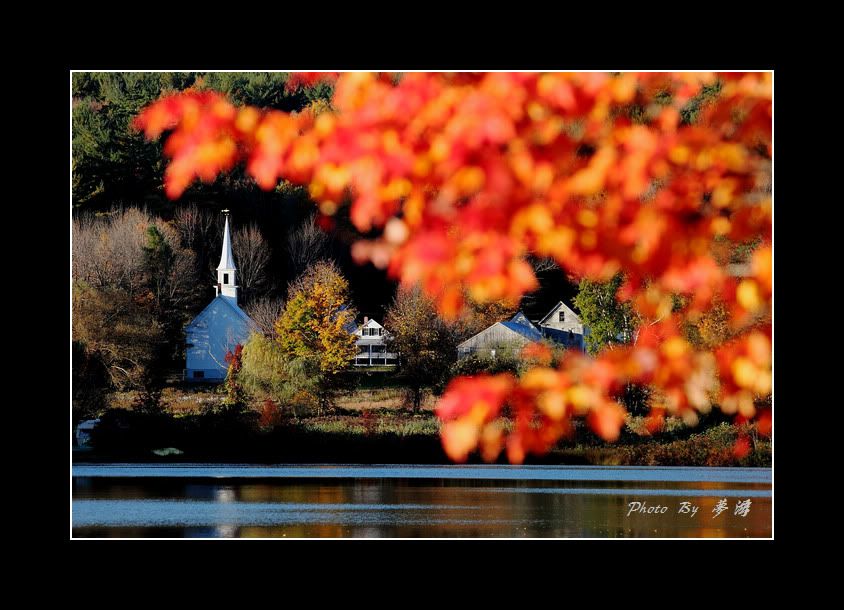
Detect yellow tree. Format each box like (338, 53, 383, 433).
(274, 261, 357, 411)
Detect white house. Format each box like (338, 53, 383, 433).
(352, 317, 398, 367)
(457, 301, 588, 359)
(534, 301, 588, 350)
(184, 212, 255, 381)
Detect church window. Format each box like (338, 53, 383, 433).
(223, 273, 229, 284)
(559, 311, 565, 322)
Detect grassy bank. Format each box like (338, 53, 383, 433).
(75, 396, 771, 466)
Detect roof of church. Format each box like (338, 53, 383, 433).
(219, 295, 253, 325)
(186, 295, 254, 330)
(217, 215, 236, 271)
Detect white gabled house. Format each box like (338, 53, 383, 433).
(351, 317, 398, 367)
(535, 301, 588, 350)
(184, 212, 256, 381)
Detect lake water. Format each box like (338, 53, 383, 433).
(72, 464, 772, 538)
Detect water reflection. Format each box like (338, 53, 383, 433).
(73, 468, 771, 538)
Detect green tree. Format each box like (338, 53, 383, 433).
(239, 332, 321, 417)
(573, 274, 638, 355)
(72, 72, 197, 206)
(384, 285, 458, 412)
(142, 225, 175, 310)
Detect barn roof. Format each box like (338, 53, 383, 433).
(338, 305, 360, 334)
(500, 320, 544, 342)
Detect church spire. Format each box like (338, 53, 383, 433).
(215, 209, 238, 303)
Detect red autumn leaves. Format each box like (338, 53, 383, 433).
(134, 72, 772, 463)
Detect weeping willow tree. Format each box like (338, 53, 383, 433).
(239, 332, 321, 417)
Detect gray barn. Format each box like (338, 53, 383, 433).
(456, 301, 588, 359)
(457, 312, 544, 359)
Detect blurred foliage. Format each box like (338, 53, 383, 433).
(680, 80, 723, 125)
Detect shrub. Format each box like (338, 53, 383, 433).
(434, 352, 523, 394)
(258, 398, 282, 430)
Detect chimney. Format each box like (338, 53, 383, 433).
(363, 316, 369, 325)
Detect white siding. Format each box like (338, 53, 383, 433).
(539, 302, 585, 334)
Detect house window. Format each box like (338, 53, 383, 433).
(193, 371, 205, 379)
(379, 328, 383, 336)
(559, 311, 565, 322)
(223, 273, 229, 284)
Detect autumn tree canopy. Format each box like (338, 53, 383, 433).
(384, 285, 459, 412)
(135, 71, 772, 464)
(275, 261, 358, 376)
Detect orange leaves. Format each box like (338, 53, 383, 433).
(751, 244, 772, 295)
(521, 342, 553, 366)
(715, 330, 771, 418)
(568, 146, 617, 196)
(137, 73, 771, 325)
(437, 374, 514, 462)
(436, 373, 515, 422)
(587, 401, 627, 442)
(135, 91, 241, 198)
(136, 72, 773, 463)
(284, 72, 339, 92)
(247, 111, 302, 190)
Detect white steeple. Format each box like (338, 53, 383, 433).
(215, 210, 238, 303)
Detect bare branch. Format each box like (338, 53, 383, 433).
(233, 224, 272, 303)
(245, 296, 285, 339)
(286, 214, 332, 283)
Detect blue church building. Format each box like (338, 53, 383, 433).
(184, 211, 255, 381)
